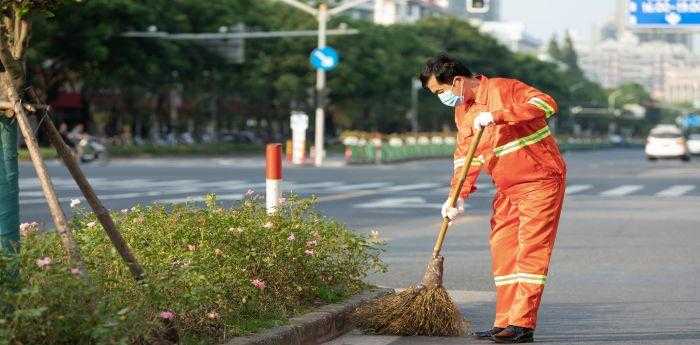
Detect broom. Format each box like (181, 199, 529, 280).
(353, 127, 485, 336)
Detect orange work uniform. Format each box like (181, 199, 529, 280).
(451, 76, 566, 329)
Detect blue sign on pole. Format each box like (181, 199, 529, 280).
(627, 0, 700, 27)
(682, 114, 700, 128)
(310, 46, 339, 71)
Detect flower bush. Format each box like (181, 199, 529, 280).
(0, 194, 384, 344)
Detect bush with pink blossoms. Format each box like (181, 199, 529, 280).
(0, 194, 384, 344)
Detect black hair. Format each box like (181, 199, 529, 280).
(419, 52, 473, 90)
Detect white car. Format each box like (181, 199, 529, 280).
(688, 133, 700, 155)
(645, 125, 690, 161)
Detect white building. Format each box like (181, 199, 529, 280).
(347, 0, 540, 53)
(578, 33, 700, 102)
(664, 67, 700, 104)
(348, 0, 502, 25)
(478, 21, 541, 53)
(345, 0, 449, 25)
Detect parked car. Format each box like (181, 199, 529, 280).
(687, 133, 700, 155)
(645, 125, 690, 161)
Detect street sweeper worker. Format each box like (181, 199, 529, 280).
(420, 52, 566, 344)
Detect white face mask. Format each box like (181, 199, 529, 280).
(437, 79, 463, 107)
(438, 90, 461, 107)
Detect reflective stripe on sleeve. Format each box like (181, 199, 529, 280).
(528, 97, 555, 118)
(493, 126, 551, 157)
(454, 155, 485, 170)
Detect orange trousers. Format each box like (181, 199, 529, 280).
(489, 178, 565, 329)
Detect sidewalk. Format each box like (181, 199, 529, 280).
(326, 290, 496, 345)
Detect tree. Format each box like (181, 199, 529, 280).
(546, 34, 561, 62)
(560, 31, 582, 75)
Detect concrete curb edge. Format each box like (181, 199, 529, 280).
(223, 287, 394, 345)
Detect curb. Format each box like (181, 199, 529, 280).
(223, 287, 394, 345)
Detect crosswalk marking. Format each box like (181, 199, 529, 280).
(284, 181, 343, 190)
(355, 197, 443, 209)
(157, 194, 243, 204)
(330, 182, 391, 192)
(382, 183, 441, 192)
(600, 185, 644, 197)
(17, 176, 700, 208)
(566, 184, 593, 195)
(655, 185, 696, 197)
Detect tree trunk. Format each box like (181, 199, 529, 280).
(0, 8, 89, 279)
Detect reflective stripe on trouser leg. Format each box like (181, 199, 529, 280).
(489, 192, 519, 328)
(509, 179, 565, 329)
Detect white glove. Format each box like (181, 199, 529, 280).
(441, 198, 464, 220)
(473, 111, 495, 130)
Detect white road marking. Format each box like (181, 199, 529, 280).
(381, 182, 441, 192)
(328, 182, 391, 192)
(156, 194, 244, 204)
(655, 185, 696, 197)
(600, 185, 643, 197)
(318, 190, 379, 202)
(283, 181, 344, 191)
(355, 197, 442, 209)
(565, 184, 593, 195)
(18, 182, 265, 205)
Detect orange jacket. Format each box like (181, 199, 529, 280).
(451, 76, 566, 198)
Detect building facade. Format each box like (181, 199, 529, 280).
(575, 0, 700, 103)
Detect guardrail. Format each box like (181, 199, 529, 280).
(342, 132, 642, 164)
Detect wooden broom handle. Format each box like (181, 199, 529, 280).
(432, 127, 484, 258)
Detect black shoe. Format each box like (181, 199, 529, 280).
(492, 325, 534, 343)
(472, 327, 504, 339)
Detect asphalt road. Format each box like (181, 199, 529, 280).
(17, 148, 700, 344)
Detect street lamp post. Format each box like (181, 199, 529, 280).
(277, 0, 371, 166)
(315, 3, 327, 167)
(408, 78, 421, 133)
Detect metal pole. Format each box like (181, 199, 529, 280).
(410, 78, 420, 133)
(314, 3, 327, 167)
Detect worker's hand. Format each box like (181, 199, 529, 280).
(473, 111, 495, 130)
(441, 198, 464, 220)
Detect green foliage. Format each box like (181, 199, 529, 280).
(0, 195, 385, 344)
(23, 0, 606, 136)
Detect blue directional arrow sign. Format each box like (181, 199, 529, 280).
(682, 114, 700, 128)
(627, 0, 700, 28)
(310, 46, 339, 71)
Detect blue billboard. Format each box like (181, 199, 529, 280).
(628, 0, 700, 27)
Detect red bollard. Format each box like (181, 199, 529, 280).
(266, 144, 282, 214)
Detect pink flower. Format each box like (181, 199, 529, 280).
(70, 268, 81, 276)
(245, 189, 255, 196)
(19, 222, 39, 237)
(263, 222, 273, 229)
(36, 256, 52, 269)
(206, 311, 220, 319)
(306, 240, 317, 247)
(288, 233, 295, 241)
(251, 278, 266, 289)
(305, 249, 315, 256)
(159, 311, 175, 320)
